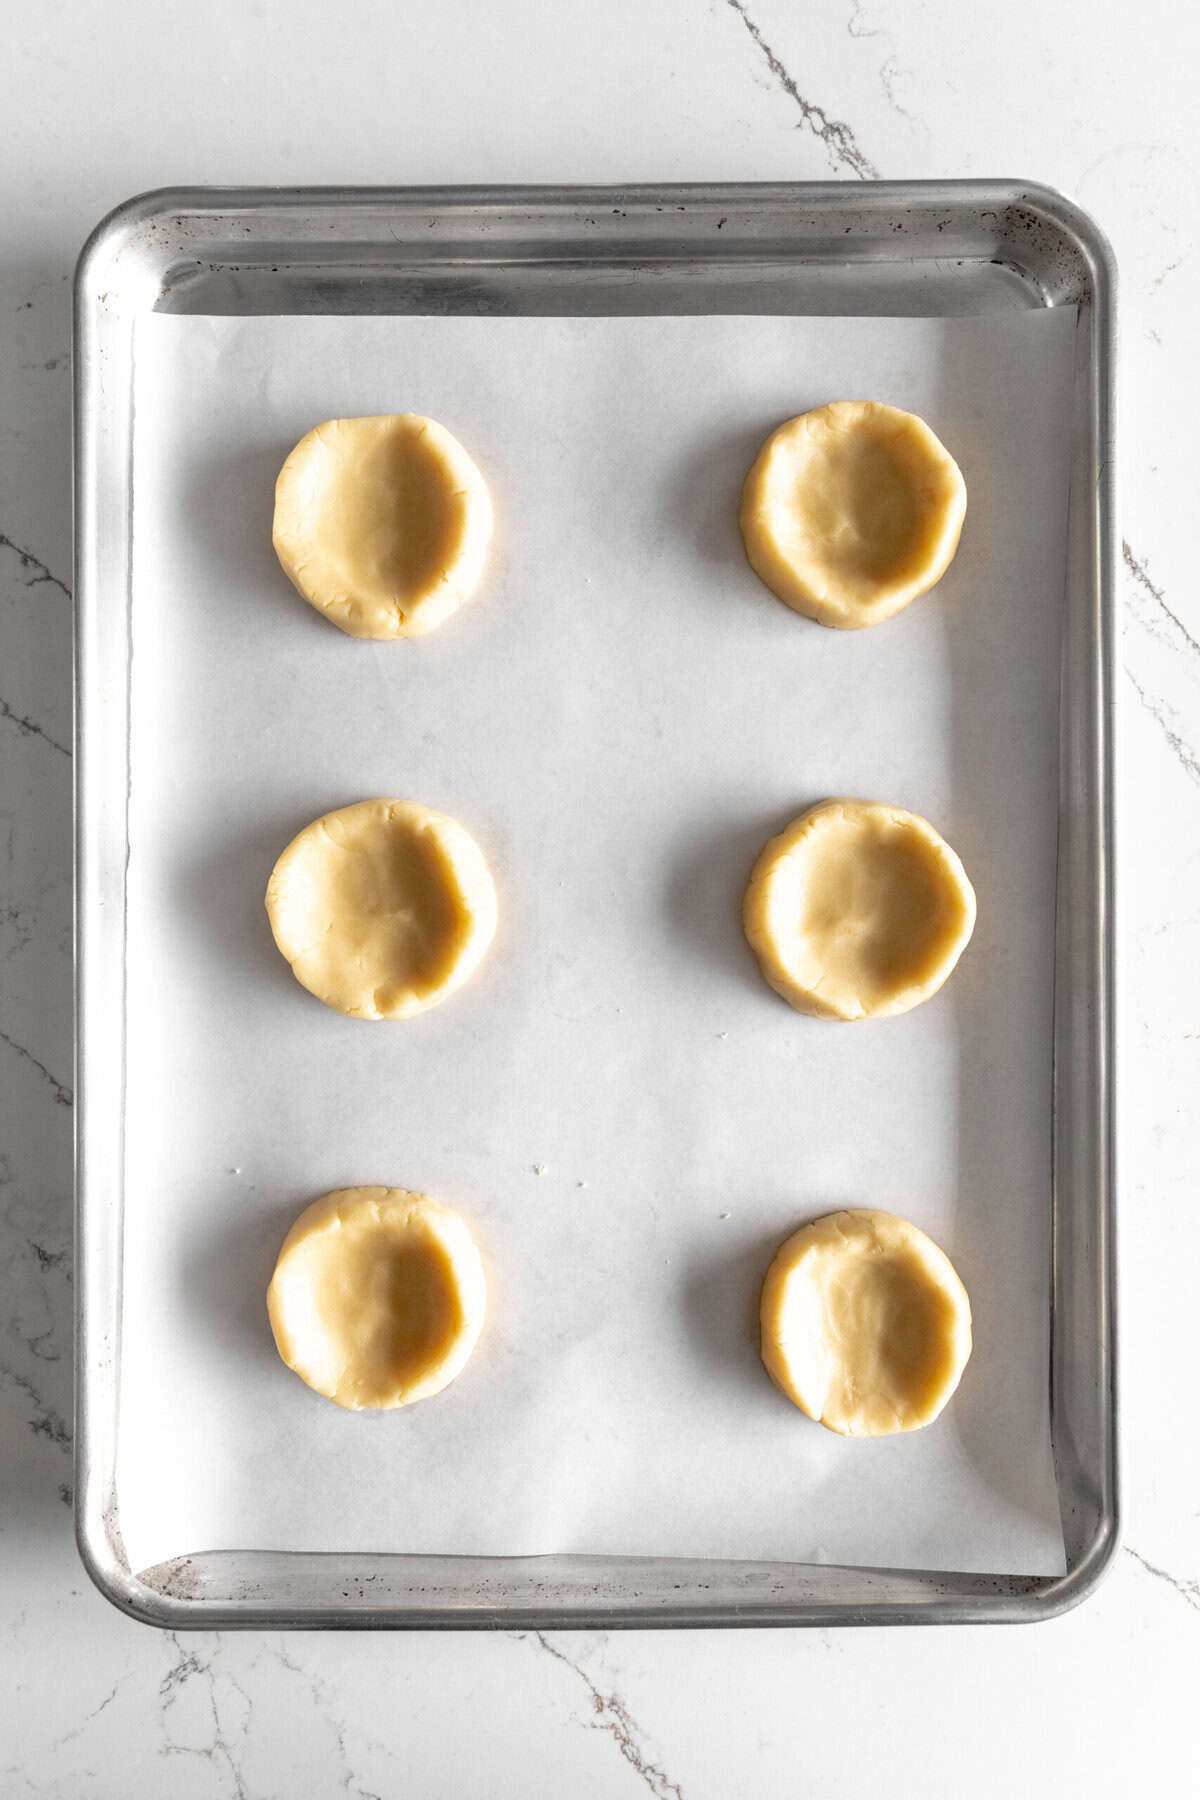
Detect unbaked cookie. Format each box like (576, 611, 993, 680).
(760, 1210, 972, 1436)
(739, 401, 966, 629)
(267, 1188, 486, 1411)
(273, 414, 493, 639)
(743, 799, 975, 1021)
(265, 799, 497, 1020)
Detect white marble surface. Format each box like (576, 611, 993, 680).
(1, 1, 1195, 1792)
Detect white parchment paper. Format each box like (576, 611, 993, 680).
(119, 306, 1077, 1575)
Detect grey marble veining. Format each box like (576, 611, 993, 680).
(2, 0, 1197, 1793)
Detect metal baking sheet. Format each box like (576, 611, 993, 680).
(74, 183, 1117, 1628)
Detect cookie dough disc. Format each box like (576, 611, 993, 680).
(740, 401, 966, 628)
(743, 799, 975, 1021)
(268, 1188, 486, 1410)
(760, 1210, 972, 1436)
(273, 414, 493, 639)
(266, 799, 497, 1020)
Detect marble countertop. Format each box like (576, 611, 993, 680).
(2, 1, 1194, 1792)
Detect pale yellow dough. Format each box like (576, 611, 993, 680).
(743, 799, 975, 1021)
(267, 1188, 486, 1410)
(739, 401, 966, 629)
(265, 799, 497, 1020)
(272, 414, 493, 639)
(760, 1210, 972, 1436)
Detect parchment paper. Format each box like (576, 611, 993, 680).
(119, 306, 1077, 1575)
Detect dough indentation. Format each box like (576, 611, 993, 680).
(267, 1187, 486, 1411)
(273, 414, 492, 639)
(739, 401, 966, 629)
(265, 799, 497, 1020)
(743, 799, 976, 1021)
(759, 1209, 972, 1436)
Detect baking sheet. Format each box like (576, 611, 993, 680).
(118, 307, 1076, 1576)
